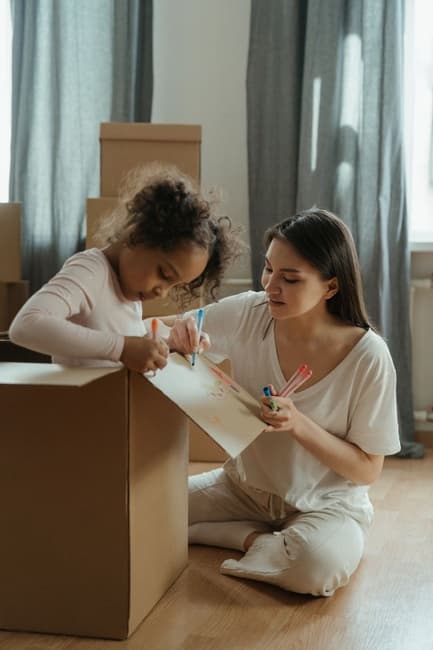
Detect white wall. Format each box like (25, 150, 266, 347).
(152, 0, 252, 291)
(405, 0, 433, 242)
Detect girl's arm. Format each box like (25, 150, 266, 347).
(9, 254, 124, 361)
(9, 287, 124, 361)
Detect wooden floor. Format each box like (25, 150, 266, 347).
(2, 452, 433, 650)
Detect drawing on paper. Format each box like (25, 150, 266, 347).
(208, 381, 226, 400)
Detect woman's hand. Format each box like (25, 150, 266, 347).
(120, 335, 169, 373)
(167, 316, 211, 355)
(261, 386, 385, 485)
(260, 385, 304, 434)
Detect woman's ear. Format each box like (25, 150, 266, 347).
(325, 277, 339, 300)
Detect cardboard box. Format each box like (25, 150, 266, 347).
(100, 123, 201, 196)
(189, 422, 228, 462)
(0, 363, 188, 640)
(0, 203, 21, 282)
(0, 280, 29, 331)
(86, 197, 117, 249)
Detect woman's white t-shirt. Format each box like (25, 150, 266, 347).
(192, 291, 400, 525)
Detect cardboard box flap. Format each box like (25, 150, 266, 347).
(0, 362, 120, 386)
(146, 353, 265, 458)
(100, 123, 201, 143)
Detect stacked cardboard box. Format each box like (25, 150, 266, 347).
(89, 123, 227, 462)
(0, 203, 29, 333)
(99, 123, 201, 196)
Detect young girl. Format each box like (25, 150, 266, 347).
(9, 164, 241, 372)
(166, 209, 400, 597)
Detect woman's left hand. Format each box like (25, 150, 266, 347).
(260, 387, 303, 434)
(167, 316, 211, 355)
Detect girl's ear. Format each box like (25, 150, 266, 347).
(325, 277, 339, 300)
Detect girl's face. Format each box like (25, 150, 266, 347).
(117, 242, 209, 302)
(261, 238, 337, 320)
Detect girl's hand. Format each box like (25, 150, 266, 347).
(120, 335, 169, 373)
(260, 386, 303, 434)
(167, 316, 211, 355)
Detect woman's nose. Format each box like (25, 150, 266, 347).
(265, 275, 280, 294)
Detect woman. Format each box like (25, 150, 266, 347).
(167, 209, 400, 597)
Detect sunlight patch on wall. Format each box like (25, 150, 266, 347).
(340, 33, 362, 132)
(311, 77, 321, 172)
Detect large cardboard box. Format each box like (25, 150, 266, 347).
(0, 280, 29, 332)
(189, 423, 228, 462)
(0, 203, 21, 282)
(0, 363, 188, 640)
(100, 123, 201, 196)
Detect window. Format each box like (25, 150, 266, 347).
(405, 0, 433, 244)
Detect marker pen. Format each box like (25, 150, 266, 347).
(263, 386, 279, 412)
(191, 308, 204, 367)
(151, 318, 158, 341)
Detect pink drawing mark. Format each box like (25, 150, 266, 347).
(209, 366, 241, 393)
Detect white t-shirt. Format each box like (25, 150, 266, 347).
(191, 291, 400, 524)
(9, 248, 147, 366)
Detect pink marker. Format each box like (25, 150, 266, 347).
(278, 363, 312, 397)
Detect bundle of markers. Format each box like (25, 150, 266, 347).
(278, 363, 312, 397)
(263, 363, 312, 411)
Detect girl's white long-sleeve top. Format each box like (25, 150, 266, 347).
(9, 248, 146, 367)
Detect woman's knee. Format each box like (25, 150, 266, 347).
(279, 541, 358, 596)
(277, 517, 365, 596)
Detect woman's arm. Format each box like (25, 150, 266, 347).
(261, 397, 384, 485)
(157, 316, 211, 355)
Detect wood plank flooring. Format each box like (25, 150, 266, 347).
(1, 452, 432, 650)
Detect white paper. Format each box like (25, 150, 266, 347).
(145, 353, 265, 458)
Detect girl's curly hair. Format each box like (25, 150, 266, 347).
(94, 162, 244, 306)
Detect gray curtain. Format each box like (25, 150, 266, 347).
(9, 0, 153, 292)
(247, 0, 423, 457)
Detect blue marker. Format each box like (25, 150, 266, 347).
(263, 386, 279, 412)
(191, 308, 204, 367)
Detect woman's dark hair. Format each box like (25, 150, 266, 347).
(94, 163, 244, 305)
(264, 209, 372, 329)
